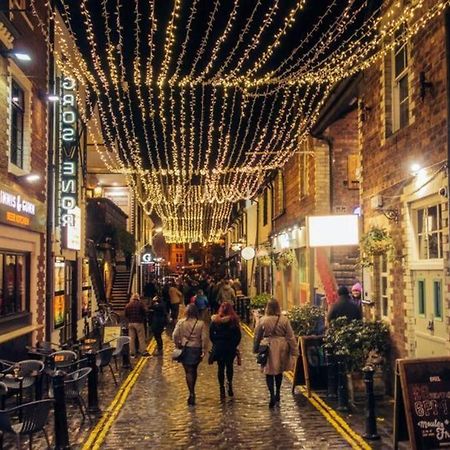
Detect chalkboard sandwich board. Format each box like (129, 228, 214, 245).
(395, 357, 450, 450)
(292, 335, 327, 396)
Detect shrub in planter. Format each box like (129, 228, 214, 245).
(250, 292, 272, 311)
(287, 305, 325, 336)
(324, 317, 390, 373)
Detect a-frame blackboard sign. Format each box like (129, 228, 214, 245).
(292, 335, 327, 396)
(393, 357, 450, 450)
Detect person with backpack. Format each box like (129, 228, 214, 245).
(194, 289, 209, 322)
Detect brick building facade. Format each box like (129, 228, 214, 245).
(0, 5, 48, 358)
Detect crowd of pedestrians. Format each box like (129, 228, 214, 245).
(123, 271, 299, 409)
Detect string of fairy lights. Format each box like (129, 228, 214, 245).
(31, 0, 450, 243)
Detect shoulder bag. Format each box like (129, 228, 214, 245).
(256, 315, 280, 366)
(172, 319, 198, 362)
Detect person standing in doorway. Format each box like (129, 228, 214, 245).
(253, 299, 298, 408)
(209, 302, 241, 400)
(172, 304, 208, 406)
(124, 293, 150, 357)
(327, 285, 362, 324)
(350, 282, 363, 310)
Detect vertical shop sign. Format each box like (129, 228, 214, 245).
(59, 76, 80, 250)
(54, 256, 65, 329)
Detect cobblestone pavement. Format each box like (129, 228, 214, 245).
(102, 330, 352, 450)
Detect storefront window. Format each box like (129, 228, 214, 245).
(0, 252, 28, 317)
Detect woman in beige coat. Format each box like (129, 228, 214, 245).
(253, 299, 298, 408)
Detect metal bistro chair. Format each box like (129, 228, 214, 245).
(64, 368, 92, 422)
(1, 360, 45, 405)
(112, 336, 131, 370)
(0, 382, 7, 410)
(96, 347, 118, 386)
(48, 350, 78, 373)
(0, 399, 53, 449)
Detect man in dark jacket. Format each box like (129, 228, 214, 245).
(327, 286, 362, 323)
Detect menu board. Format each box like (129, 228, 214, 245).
(292, 336, 327, 396)
(396, 357, 450, 450)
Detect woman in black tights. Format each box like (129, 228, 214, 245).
(209, 302, 241, 400)
(173, 304, 208, 406)
(254, 299, 298, 408)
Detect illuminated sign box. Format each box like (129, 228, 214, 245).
(307, 215, 359, 247)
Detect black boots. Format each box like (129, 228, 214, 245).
(187, 394, 196, 406)
(227, 383, 234, 397)
(220, 385, 226, 400)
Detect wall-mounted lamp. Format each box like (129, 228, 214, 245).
(154, 227, 163, 233)
(47, 95, 60, 102)
(419, 71, 433, 101)
(1, 50, 32, 62)
(16, 173, 40, 183)
(410, 163, 421, 176)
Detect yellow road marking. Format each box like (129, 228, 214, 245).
(242, 323, 371, 450)
(82, 339, 156, 450)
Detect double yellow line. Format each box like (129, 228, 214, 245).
(82, 339, 156, 450)
(241, 322, 371, 450)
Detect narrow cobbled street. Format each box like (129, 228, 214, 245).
(101, 330, 350, 450)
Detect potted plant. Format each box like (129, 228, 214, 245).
(324, 317, 390, 401)
(250, 292, 271, 312)
(360, 225, 394, 267)
(287, 304, 325, 337)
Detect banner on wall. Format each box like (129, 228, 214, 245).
(54, 256, 65, 329)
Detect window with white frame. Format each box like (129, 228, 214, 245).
(416, 203, 444, 260)
(392, 25, 409, 132)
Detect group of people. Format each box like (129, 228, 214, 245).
(172, 297, 298, 409)
(125, 273, 366, 410)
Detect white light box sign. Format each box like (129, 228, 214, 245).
(307, 215, 359, 247)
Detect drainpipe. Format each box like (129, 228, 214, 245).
(445, 9, 450, 247)
(45, 0, 56, 341)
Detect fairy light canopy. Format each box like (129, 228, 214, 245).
(31, 0, 450, 243)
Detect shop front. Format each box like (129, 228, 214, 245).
(0, 184, 46, 360)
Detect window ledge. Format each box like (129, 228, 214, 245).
(8, 163, 28, 177)
(0, 324, 43, 345)
(409, 259, 444, 271)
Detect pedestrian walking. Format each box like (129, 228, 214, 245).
(194, 289, 209, 322)
(217, 279, 236, 306)
(327, 285, 362, 324)
(209, 302, 241, 400)
(253, 299, 298, 408)
(172, 304, 208, 406)
(149, 295, 168, 356)
(168, 282, 183, 323)
(124, 293, 150, 357)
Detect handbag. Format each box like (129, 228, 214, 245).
(208, 346, 216, 365)
(171, 319, 198, 362)
(256, 315, 280, 367)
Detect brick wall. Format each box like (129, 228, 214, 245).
(359, 5, 448, 358)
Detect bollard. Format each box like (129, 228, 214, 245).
(52, 370, 70, 449)
(336, 357, 349, 412)
(87, 351, 101, 414)
(121, 326, 131, 369)
(363, 365, 380, 440)
(244, 298, 250, 324)
(326, 351, 338, 399)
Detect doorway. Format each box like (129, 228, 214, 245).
(61, 261, 78, 344)
(413, 270, 448, 357)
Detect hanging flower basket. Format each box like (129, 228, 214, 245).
(275, 249, 296, 270)
(360, 226, 394, 267)
(257, 255, 272, 267)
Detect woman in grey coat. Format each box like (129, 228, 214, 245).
(254, 299, 298, 408)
